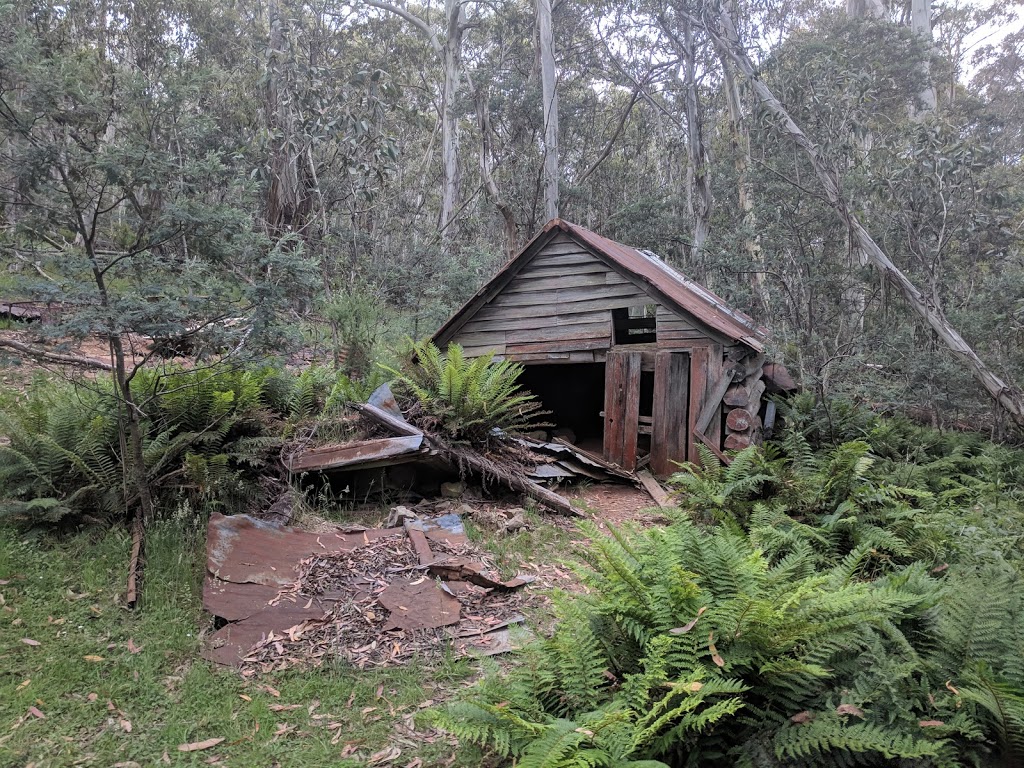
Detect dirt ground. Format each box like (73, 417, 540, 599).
(568, 482, 672, 527)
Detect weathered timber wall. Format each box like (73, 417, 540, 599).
(450, 233, 724, 360)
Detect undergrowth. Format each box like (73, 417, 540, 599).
(0, 364, 380, 529)
(435, 398, 1024, 767)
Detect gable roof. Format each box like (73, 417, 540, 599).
(433, 219, 769, 352)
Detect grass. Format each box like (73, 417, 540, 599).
(0, 518, 478, 767)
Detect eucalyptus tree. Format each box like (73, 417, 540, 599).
(691, 1, 1024, 426)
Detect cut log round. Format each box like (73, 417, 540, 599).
(726, 408, 753, 432)
(724, 433, 752, 450)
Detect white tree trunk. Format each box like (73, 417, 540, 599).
(700, 4, 1024, 426)
(722, 57, 766, 304)
(537, 0, 559, 221)
(439, 0, 464, 236)
(679, 16, 711, 260)
(911, 0, 937, 114)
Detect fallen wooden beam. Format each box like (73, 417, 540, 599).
(286, 435, 425, 472)
(637, 470, 674, 508)
(359, 401, 582, 517)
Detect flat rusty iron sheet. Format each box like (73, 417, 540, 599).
(205, 512, 402, 589)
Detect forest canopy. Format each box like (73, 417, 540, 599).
(1, 0, 1023, 430)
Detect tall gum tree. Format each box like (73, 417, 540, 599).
(690, 1, 1024, 426)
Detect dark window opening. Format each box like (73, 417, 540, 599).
(613, 305, 657, 344)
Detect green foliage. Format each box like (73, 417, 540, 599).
(384, 341, 546, 443)
(0, 365, 363, 527)
(443, 416, 1024, 767)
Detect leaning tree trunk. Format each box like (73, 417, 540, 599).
(476, 87, 519, 257)
(697, 3, 1024, 427)
(536, 0, 559, 221)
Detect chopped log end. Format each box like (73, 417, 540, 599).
(724, 433, 753, 450)
(725, 408, 753, 432)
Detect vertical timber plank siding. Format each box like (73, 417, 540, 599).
(688, 346, 710, 465)
(623, 356, 642, 470)
(705, 344, 724, 449)
(603, 350, 641, 470)
(652, 351, 690, 477)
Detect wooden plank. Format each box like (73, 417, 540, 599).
(688, 346, 709, 466)
(656, 305, 698, 331)
(515, 263, 610, 280)
(506, 337, 610, 356)
(506, 321, 610, 345)
(706, 345, 724, 447)
(507, 352, 572, 362)
(637, 470, 673, 508)
(529, 252, 604, 268)
(474, 301, 623, 321)
(503, 272, 630, 294)
(695, 429, 731, 464)
(460, 309, 608, 333)
(490, 283, 646, 308)
(567, 351, 596, 362)
(651, 350, 690, 477)
(623, 352, 641, 471)
(455, 329, 507, 347)
(286, 436, 425, 472)
(603, 350, 640, 470)
(694, 361, 734, 435)
(460, 343, 506, 357)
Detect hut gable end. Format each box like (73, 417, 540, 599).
(434, 220, 767, 362)
(452, 233, 659, 358)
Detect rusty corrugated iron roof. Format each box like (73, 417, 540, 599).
(433, 219, 768, 351)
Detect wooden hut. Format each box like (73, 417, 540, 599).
(432, 220, 782, 478)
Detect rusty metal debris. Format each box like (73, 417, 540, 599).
(202, 510, 532, 672)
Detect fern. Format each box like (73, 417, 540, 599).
(382, 341, 548, 442)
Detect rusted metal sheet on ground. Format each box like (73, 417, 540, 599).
(206, 602, 330, 667)
(203, 510, 532, 669)
(205, 512, 403, 588)
(285, 435, 425, 472)
(379, 578, 461, 631)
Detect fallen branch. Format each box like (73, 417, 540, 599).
(0, 337, 112, 371)
(357, 403, 582, 517)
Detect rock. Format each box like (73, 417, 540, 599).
(440, 481, 466, 499)
(524, 430, 549, 441)
(552, 427, 577, 444)
(501, 512, 528, 535)
(386, 506, 418, 527)
(466, 504, 507, 530)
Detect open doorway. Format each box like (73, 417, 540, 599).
(517, 363, 605, 453)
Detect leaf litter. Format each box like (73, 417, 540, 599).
(234, 529, 530, 674)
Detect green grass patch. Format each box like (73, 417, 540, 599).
(0, 520, 475, 767)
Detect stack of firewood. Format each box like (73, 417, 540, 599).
(722, 351, 766, 450)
